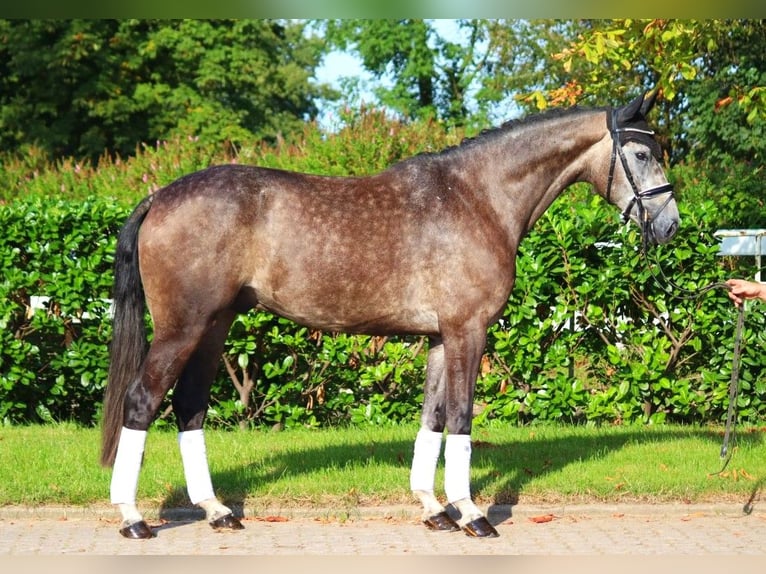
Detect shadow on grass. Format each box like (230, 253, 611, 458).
(471, 427, 766, 525)
(158, 426, 765, 527)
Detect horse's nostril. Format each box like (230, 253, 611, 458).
(656, 220, 679, 244)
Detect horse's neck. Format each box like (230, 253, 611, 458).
(451, 110, 607, 242)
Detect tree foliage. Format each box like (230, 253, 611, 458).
(520, 19, 766, 171)
(2, 18, 763, 181)
(320, 19, 534, 128)
(0, 19, 332, 164)
(321, 19, 461, 123)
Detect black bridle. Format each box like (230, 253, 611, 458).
(605, 109, 675, 247)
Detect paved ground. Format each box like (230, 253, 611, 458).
(2, 501, 766, 557)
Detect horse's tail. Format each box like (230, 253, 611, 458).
(100, 195, 154, 467)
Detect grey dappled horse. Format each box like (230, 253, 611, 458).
(101, 91, 678, 539)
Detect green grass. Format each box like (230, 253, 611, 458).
(1, 423, 765, 512)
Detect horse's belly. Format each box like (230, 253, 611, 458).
(255, 291, 439, 336)
(246, 265, 435, 335)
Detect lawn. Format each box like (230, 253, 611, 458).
(1, 422, 764, 513)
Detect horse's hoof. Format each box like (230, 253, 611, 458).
(423, 511, 460, 532)
(210, 513, 245, 531)
(462, 516, 499, 538)
(119, 520, 156, 539)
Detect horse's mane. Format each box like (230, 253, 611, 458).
(385, 104, 609, 173)
(448, 105, 608, 153)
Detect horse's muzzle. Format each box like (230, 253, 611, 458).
(648, 217, 679, 245)
(640, 184, 678, 246)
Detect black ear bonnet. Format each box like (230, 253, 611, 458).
(606, 110, 663, 161)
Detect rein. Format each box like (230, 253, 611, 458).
(639, 245, 747, 474)
(719, 302, 746, 471)
(605, 108, 746, 472)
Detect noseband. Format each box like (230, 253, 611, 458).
(605, 109, 675, 242)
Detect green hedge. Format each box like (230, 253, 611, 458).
(1, 113, 764, 429)
(0, 197, 123, 424)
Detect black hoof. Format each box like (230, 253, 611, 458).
(119, 520, 155, 539)
(423, 511, 460, 532)
(462, 516, 499, 538)
(210, 513, 245, 531)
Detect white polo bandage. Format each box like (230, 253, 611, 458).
(110, 427, 147, 505)
(178, 429, 216, 504)
(410, 428, 443, 493)
(444, 433, 472, 503)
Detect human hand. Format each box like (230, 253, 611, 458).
(726, 278, 766, 306)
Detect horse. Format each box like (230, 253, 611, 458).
(100, 90, 678, 539)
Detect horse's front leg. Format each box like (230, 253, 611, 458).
(410, 337, 460, 532)
(442, 325, 499, 538)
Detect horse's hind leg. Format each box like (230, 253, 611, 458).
(173, 309, 244, 531)
(410, 337, 459, 532)
(110, 325, 209, 539)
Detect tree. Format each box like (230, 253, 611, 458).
(680, 21, 766, 167)
(474, 20, 585, 113)
(520, 19, 766, 169)
(0, 19, 333, 164)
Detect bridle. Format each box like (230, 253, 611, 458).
(605, 109, 675, 246)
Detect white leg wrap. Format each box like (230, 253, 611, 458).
(110, 427, 147, 506)
(178, 429, 216, 505)
(444, 433, 472, 503)
(410, 428, 443, 493)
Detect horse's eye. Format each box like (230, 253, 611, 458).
(635, 151, 649, 162)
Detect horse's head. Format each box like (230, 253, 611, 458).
(603, 90, 679, 246)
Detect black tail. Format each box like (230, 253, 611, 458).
(100, 195, 154, 467)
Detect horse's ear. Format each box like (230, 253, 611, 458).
(617, 90, 657, 123)
(639, 88, 659, 116)
(617, 92, 644, 124)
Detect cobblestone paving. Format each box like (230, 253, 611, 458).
(2, 502, 766, 556)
